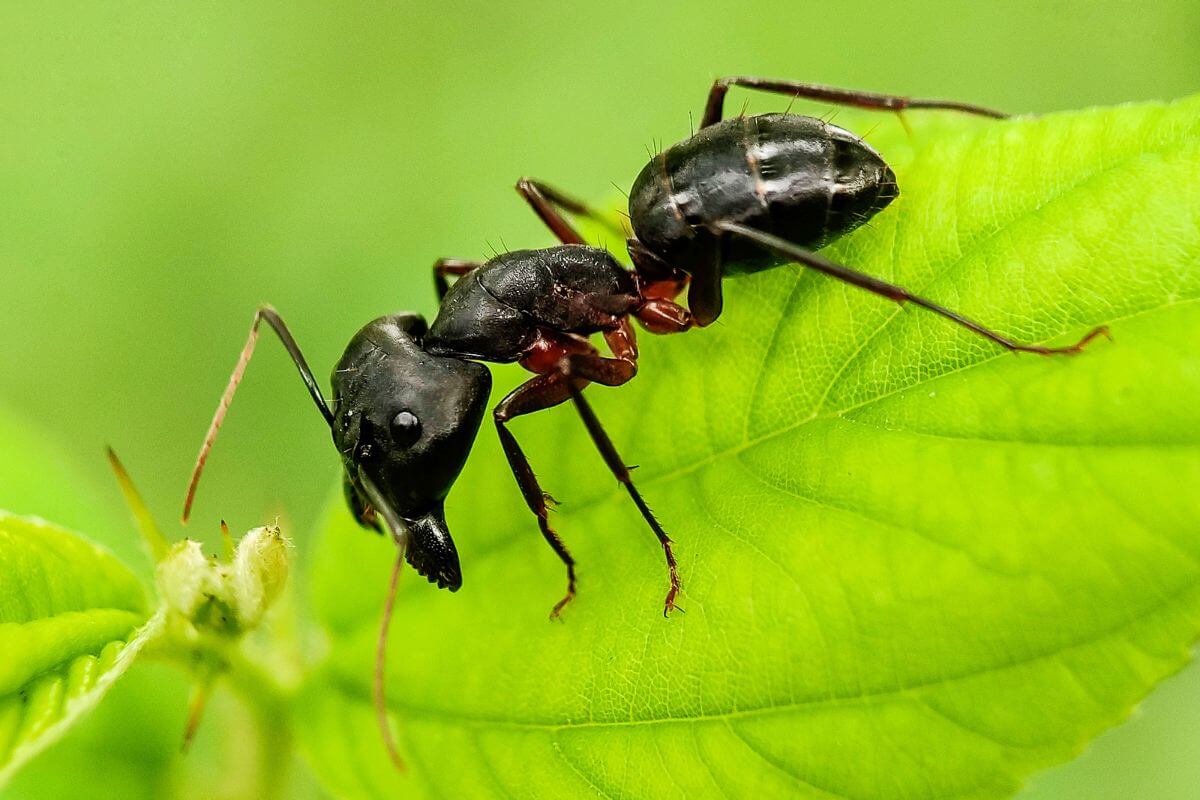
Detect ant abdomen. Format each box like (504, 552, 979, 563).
(628, 113, 898, 279)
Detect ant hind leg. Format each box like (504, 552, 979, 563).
(716, 221, 1109, 355)
(701, 76, 1008, 128)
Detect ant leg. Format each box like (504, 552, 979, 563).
(717, 221, 1109, 354)
(495, 327, 655, 617)
(604, 316, 638, 361)
(636, 299, 693, 334)
(685, 247, 726, 328)
(557, 354, 681, 616)
(493, 373, 579, 618)
(182, 305, 333, 522)
(433, 258, 481, 301)
(701, 76, 1008, 128)
(627, 238, 695, 333)
(516, 177, 628, 245)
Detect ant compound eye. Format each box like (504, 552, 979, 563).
(390, 410, 422, 448)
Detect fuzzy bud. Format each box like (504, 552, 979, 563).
(231, 525, 289, 627)
(156, 539, 220, 620)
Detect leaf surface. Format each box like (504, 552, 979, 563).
(0, 512, 153, 786)
(299, 97, 1200, 799)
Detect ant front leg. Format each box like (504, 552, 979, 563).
(700, 76, 1008, 128)
(493, 372, 580, 619)
(433, 258, 482, 301)
(497, 328, 638, 618)
(555, 353, 682, 616)
(516, 177, 628, 245)
(497, 327, 680, 616)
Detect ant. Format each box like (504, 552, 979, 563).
(181, 76, 1108, 770)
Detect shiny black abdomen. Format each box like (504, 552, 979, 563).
(628, 113, 899, 276)
(425, 245, 639, 362)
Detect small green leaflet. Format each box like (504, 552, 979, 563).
(0, 512, 156, 786)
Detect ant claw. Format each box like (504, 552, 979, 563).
(543, 492, 560, 508)
(1008, 324, 1112, 356)
(1063, 324, 1111, 354)
(549, 590, 575, 621)
(663, 588, 684, 617)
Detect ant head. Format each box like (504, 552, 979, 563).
(332, 313, 491, 591)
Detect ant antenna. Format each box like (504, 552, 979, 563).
(355, 469, 410, 771)
(182, 306, 332, 523)
(375, 548, 407, 771)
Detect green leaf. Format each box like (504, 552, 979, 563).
(298, 96, 1200, 799)
(0, 512, 155, 785)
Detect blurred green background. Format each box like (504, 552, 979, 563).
(1, 1, 1197, 797)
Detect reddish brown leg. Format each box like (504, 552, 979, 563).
(604, 316, 639, 361)
(516, 177, 627, 245)
(498, 325, 679, 616)
(701, 76, 1008, 128)
(626, 238, 696, 334)
(636, 299, 693, 334)
(717, 221, 1109, 354)
(433, 258, 481, 301)
(631, 232, 726, 328)
(493, 372, 579, 618)
(557, 353, 681, 616)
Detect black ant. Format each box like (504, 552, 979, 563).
(180, 76, 1108, 770)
